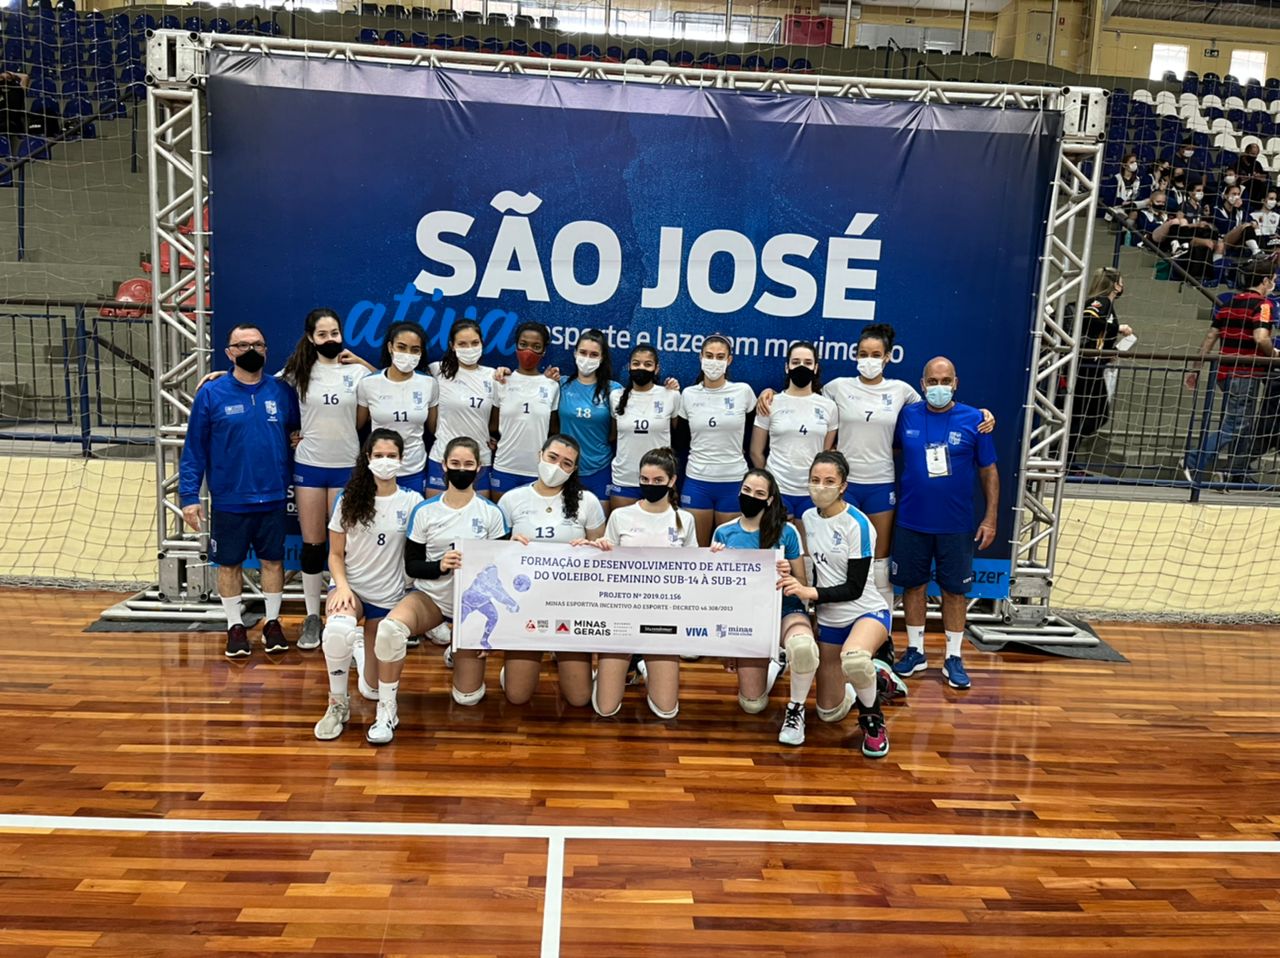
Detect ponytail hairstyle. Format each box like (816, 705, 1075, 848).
(282, 307, 342, 402)
(568, 328, 614, 406)
(541, 434, 584, 522)
(379, 321, 430, 373)
(742, 467, 786, 551)
(340, 428, 405, 531)
(857, 323, 896, 356)
(444, 434, 482, 465)
(639, 446, 683, 533)
(782, 340, 822, 392)
(616, 344, 660, 417)
(809, 449, 850, 484)
(438, 318, 483, 381)
(694, 333, 733, 385)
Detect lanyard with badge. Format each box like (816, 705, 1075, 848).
(924, 410, 953, 478)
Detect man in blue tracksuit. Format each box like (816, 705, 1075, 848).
(180, 323, 300, 659)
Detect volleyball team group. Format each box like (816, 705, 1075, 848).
(179, 310, 1000, 757)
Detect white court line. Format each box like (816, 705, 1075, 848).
(0, 814, 1278, 854)
(541, 834, 565, 958)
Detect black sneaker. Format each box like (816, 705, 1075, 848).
(858, 705, 889, 758)
(225, 624, 252, 658)
(262, 619, 290, 655)
(407, 634, 422, 648)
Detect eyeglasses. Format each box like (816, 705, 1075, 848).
(229, 342, 266, 353)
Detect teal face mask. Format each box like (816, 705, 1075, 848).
(925, 385, 954, 408)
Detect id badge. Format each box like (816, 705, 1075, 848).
(926, 443, 951, 478)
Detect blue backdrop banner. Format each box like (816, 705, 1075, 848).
(207, 53, 1062, 596)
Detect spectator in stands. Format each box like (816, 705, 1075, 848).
(1141, 189, 1217, 280)
(0, 71, 28, 140)
(1237, 142, 1270, 210)
(1069, 268, 1135, 465)
(1244, 189, 1280, 254)
(180, 324, 301, 659)
(1145, 160, 1171, 197)
(1215, 184, 1248, 250)
(1210, 163, 1239, 207)
(1184, 256, 1277, 485)
(1105, 153, 1148, 229)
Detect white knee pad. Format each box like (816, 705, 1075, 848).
(785, 632, 820, 675)
(451, 683, 486, 706)
(841, 648, 876, 688)
(374, 617, 411, 663)
(738, 691, 770, 714)
(591, 681, 621, 717)
(322, 615, 359, 659)
(647, 695, 679, 720)
(817, 683, 854, 723)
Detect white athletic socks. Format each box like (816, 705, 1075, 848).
(264, 592, 283, 622)
(945, 630, 965, 659)
(906, 624, 926, 652)
(302, 573, 324, 617)
(378, 679, 399, 709)
(854, 682, 877, 709)
(221, 596, 243, 627)
(325, 655, 349, 696)
(790, 668, 816, 706)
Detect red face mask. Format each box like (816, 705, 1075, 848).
(516, 348, 541, 371)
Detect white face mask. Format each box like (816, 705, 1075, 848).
(808, 483, 842, 509)
(455, 345, 483, 366)
(537, 459, 571, 488)
(575, 354, 601, 377)
(390, 351, 419, 373)
(857, 357, 885, 380)
(1225, 175, 1237, 185)
(1183, 149, 1194, 158)
(700, 358, 728, 381)
(1267, 200, 1276, 210)
(368, 457, 401, 480)
(1193, 192, 1204, 202)
(1126, 162, 1138, 173)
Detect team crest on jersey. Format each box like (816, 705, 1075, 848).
(832, 530, 844, 547)
(949, 431, 963, 445)
(412, 391, 425, 406)
(882, 394, 894, 407)
(395, 510, 408, 527)
(814, 407, 827, 423)
(654, 401, 664, 414)
(667, 526, 680, 544)
(723, 397, 735, 410)
(264, 400, 278, 415)
(471, 517, 485, 535)
(538, 386, 550, 401)
(343, 374, 355, 389)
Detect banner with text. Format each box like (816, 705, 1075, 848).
(451, 540, 781, 656)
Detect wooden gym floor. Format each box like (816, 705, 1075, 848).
(1, 588, 1278, 956)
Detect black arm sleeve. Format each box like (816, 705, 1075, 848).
(404, 539, 444, 580)
(814, 556, 872, 606)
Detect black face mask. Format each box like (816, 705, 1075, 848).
(630, 368, 655, 387)
(639, 484, 670, 504)
(314, 340, 344, 360)
(234, 349, 265, 373)
(787, 365, 815, 389)
(738, 494, 768, 518)
(446, 468, 478, 491)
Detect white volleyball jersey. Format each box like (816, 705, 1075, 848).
(358, 370, 438, 475)
(493, 373, 560, 476)
(823, 376, 920, 484)
(294, 362, 370, 468)
(604, 503, 699, 548)
(754, 392, 839, 496)
(328, 487, 423, 610)
(406, 493, 509, 616)
(609, 386, 682, 487)
(499, 483, 606, 542)
(427, 362, 496, 467)
(802, 504, 887, 627)
(682, 381, 756, 483)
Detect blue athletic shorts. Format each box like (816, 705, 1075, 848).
(293, 462, 353, 489)
(608, 482, 643, 500)
(781, 492, 814, 518)
(396, 471, 426, 496)
(427, 460, 491, 492)
(578, 468, 611, 502)
(210, 503, 288, 566)
(844, 481, 897, 515)
(680, 476, 742, 512)
(817, 610, 892, 645)
(781, 596, 807, 618)
(890, 525, 975, 595)
(328, 586, 396, 622)
(488, 467, 535, 495)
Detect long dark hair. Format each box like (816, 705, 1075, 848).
(810, 449, 850, 483)
(742, 467, 786, 551)
(542, 434, 584, 522)
(282, 307, 341, 401)
(438, 318, 483, 380)
(568, 329, 614, 406)
(783, 341, 822, 392)
(379, 321, 430, 373)
(340, 428, 405, 531)
(639, 446, 682, 533)
(858, 323, 895, 355)
(693, 333, 733, 385)
(616, 344, 659, 417)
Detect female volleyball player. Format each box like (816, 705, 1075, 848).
(498, 434, 607, 706)
(557, 330, 620, 507)
(366, 437, 509, 745)
(581, 447, 698, 719)
(428, 319, 497, 499)
(710, 468, 811, 717)
(608, 345, 682, 511)
(489, 322, 561, 498)
(313, 429, 423, 741)
(357, 322, 436, 495)
(776, 451, 891, 756)
(681, 334, 757, 545)
(283, 308, 375, 651)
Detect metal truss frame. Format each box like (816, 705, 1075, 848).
(111, 30, 1106, 630)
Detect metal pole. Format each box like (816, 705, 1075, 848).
(843, 0, 853, 48)
(960, 0, 971, 56)
(16, 164, 24, 262)
(1047, 0, 1059, 67)
(130, 101, 139, 175)
(725, 0, 733, 43)
(75, 305, 91, 458)
(603, 0, 612, 36)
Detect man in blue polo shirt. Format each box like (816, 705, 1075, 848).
(180, 323, 300, 660)
(890, 356, 999, 691)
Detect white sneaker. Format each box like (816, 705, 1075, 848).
(313, 697, 350, 741)
(357, 674, 379, 701)
(778, 701, 806, 746)
(443, 647, 454, 669)
(352, 638, 378, 700)
(428, 623, 452, 646)
(366, 702, 399, 745)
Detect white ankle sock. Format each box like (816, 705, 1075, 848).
(378, 679, 399, 709)
(263, 592, 283, 622)
(854, 682, 877, 709)
(945, 630, 964, 658)
(221, 596, 243, 627)
(302, 573, 323, 617)
(906, 624, 925, 652)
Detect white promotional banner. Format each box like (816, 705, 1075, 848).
(451, 539, 782, 656)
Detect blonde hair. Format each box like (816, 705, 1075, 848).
(1086, 267, 1122, 300)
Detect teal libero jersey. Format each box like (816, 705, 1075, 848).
(558, 378, 621, 476)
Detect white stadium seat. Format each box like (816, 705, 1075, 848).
(1133, 88, 1155, 104)
(1266, 136, 1280, 155)
(1211, 117, 1235, 134)
(1155, 91, 1177, 109)
(1242, 133, 1264, 150)
(1215, 131, 1241, 152)
(1248, 98, 1269, 113)
(1202, 94, 1224, 110)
